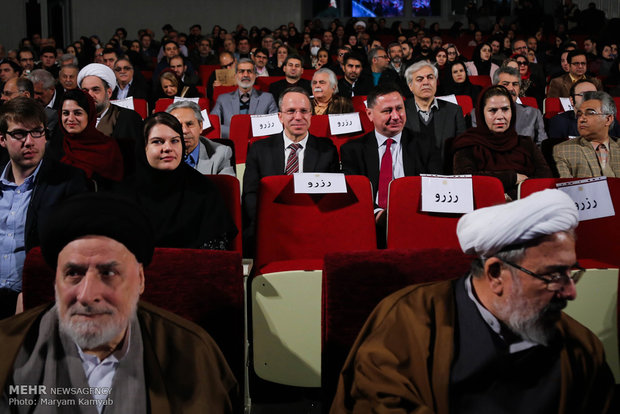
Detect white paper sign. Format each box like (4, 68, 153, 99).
(200, 109, 211, 130)
(559, 97, 574, 112)
(174, 96, 199, 104)
(328, 113, 362, 135)
(111, 97, 135, 110)
(251, 113, 282, 136)
(556, 177, 615, 221)
(293, 173, 347, 194)
(436, 94, 458, 105)
(420, 175, 474, 214)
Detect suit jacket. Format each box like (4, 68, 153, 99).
(111, 75, 150, 101)
(340, 129, 443, 202)
(515, 104, 548, 146)
(211, 88, 278, 138)
(97, 103, 144, 141)
(194, 137, 235, 176)
(547, 73, 602, 98)
(375, 68, 413, 99)
(553, 136, 620, 178)
(268, 78, 312, 103)
(405, 98, 466, 172)
(242, 133, 340, 253)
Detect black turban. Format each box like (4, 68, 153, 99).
(39, 192, 155, 267)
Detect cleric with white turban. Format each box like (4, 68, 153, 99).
(77, 62, 117, 90)
(457, 189, 579, 258)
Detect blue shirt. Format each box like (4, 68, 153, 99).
(185, 143, 201, 169)
(372, 72, 381, 86)
(0, 161, 41, 292)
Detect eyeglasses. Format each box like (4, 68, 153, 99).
(114, 66, 133, 72)
(576, 109, 609, 118)
(447, 51, 457, 56)
(282, 109, 310, 116)
(221, 61, 235, 69)
(498, 258, 585, 292)
(376, 55, 389, 60)
(517, 61, 528, 66)
(5, 128, 47, 141)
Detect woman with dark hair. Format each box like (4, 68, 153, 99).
(439, 61, 482, 106)
(315, 47, 330, 69)
(117, 112, 237, 249)
(452, 85, 551, 199)
(465, 42, 499, 78)
(155, 68, 200, 103)
(434, 48, 450, 87)
(54, 89, 125, 186)
(511, 53, 545, 107)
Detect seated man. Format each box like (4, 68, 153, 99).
(0, 97, 88, 318)
(331, 189, 615, 413)
(268, 55, 312, 103)
(311, 68, 353, 115)
(337, 53, 373, 98)
(58, 64, 79, 92)
(553, 91, 620, 178)
(211, 58, 278, 138)
(111, 57, 149, 101)
(547, 50, 602, 98)
(0, 192, 238, 412)
(167, 100, 235, 176)
(242, 87, 339, 255)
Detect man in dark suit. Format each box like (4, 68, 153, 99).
(111, 56, 149, 101)
(338, 53, 373, 98)
(242, 86, 339, 255)
(547, 50, 602, 98)
(404, 60, 465, 172)
(341, 84, 442, 244)
(211, 58, 278, 138)
(268, 55, 312, 102)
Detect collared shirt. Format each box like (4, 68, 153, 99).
(116, 81, 132, 100)
(465, 274, 538, 354)
(282, 132, 309, 173)
(185, 143, 201, 169)
(568, 73, 586, 83)
(256, 66, 269, 77)
(415, 98, 439, 124)
(76, 325, 131, 413)
(96, 106, 110, 127)
(0, 161, 42, 292)
(374, 130, 404, 209)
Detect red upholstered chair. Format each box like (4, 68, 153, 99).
(255, 76, 285, 92)
(469, 75, 492, 88)
(254, 175, 377, 274)
(202, 114, 221, 139)
(21, 247, 244, 383)
(229, 114, 270, 165)
(206, 174, 242, 253)
(351, 96, 367, 112)
(196, 85, 207, 98)
(133, 98, 148, 119)
(614, 97, 620, 119)
(198, 64, 219, 86)
(301, 69, 317, 80)
(321, 248, 472, 407)
(154, 97, 209, 113)
(543, 97, 565, 119)
(519, 178, 620, 267)
(519, 96, 538, 109)
(386, 176, 506, 249)
(455, 95, 473, 117)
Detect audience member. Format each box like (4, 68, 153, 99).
(547, 50, 602, 98)
(310, 68, 353, 115)
(337, 53, 373, 98)
(268, 55, 311, 102)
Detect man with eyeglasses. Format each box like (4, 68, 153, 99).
(16, 49, 35, 75)
(0, 97, 89, 318)
(553, 91, 620, 178)
(548, 49, 602, 98)
(369, 47, 411, 98)
(331, 189, 615, 413)
(111, 57, 149, 101)
(242, 87, 339, 256)
(251, 48, 271, 77)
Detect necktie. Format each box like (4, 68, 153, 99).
(377, 138, 393, 209)
(596, 143, 608, 170)
(285, 143, 302, 175)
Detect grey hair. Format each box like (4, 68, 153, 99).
(59, 53, 78, 66)
(314, 67, 338, 93)
(367, 46, 385, 64)
(28, 69, 56, 89)
(493, 65, 521, 86)
(165, 100, 203, 123)
(237, 57, 256, 73)
(404, 60, 438, 84)
(582, 90, 617, 131)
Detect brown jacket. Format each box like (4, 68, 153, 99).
(547, 74, 603, 98)
(553, 136, 620, 178)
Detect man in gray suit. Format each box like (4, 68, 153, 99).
(167, 101, 235, 176)
(211, 58, 278, 138)
(404, 61, 465, 173)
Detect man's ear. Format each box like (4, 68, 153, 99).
(483, 257, 505, 295)
(137, 263, 145, 295)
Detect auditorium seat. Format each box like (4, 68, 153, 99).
(543, 97, 566, 119)
(212, 85, 260, 110)
(519, 96, 538, 109)
(133, 98, 148, 119)
(455, 95, 473, 117)
(198, 64, 219, 86)
(255, 76, 285, 92)
(154, 97, 209, 113)
(228, 114, 270, 183)
(469, 75, 492, 88)
(207, 174, 242, 254)
(203, 114, 221, 139)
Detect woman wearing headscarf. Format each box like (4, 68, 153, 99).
(438, 61, 482, 107)
(117, 112, 237, 249)
(465, 42, 499, 78)
(451, 85, 551, 200)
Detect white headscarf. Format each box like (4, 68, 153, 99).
(77, 63, 117, 91)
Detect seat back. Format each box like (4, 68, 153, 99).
(455, 95, 473, 117)
(154, 97, 210, 113)
(133, 98, 148, 119)
(469, 75, 492, 88)
(351, 96, 367, 112)
(301, 69, 317, 80)
(321, 248, 472, 406)
(386, 176, 506, 249)
(255, 76, 285, 92)
(198, 64, 219, 86)
(203, 114, 221, 139)
(520, 96, 538, 109)
(22, 247, 244, 383)
(543, 97, 565, 119)
(308, 114, 372, 156)
(229, 114, 270, 164)
(519, 178, 620, 266)
(254, 175, 376, 274)
(207, 174, 242, 253)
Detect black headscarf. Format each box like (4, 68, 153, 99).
(439, 61, 482, 104)
(471, 42, 493, 76)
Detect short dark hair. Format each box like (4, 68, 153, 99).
(115, 27, 127, 37)
(567, 49, 587, 64)
(278, 86, 310, 110)
(162, 39, 179, 50)
(102, 47, 118, 58)
(283, 54, 303, 67)
(569, 78, 598, 99)
(367, 84, 403, 108)
(40, 46, 56, 56)
(16, 78, 35, 97)
(0, 59, 23, 76)
(0, 97, 46, 133)
(17, 48, 33, 60)
(343, 52, 364, 66)
(190, 24, 202, 31)
(254, 48, 269, 57)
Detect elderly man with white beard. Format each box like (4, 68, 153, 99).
(211, 58, 277, 138)
(331, 189, 615, 414)
(310, 68, 353, 115)
(0, 193, 238, 413)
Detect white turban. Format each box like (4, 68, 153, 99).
(457, 189, 578, 258)
(77, 63, 117, 91)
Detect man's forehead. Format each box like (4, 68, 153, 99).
(580, 99, 602, 111)
(82, 76, 105, 88)
(281, 92, 310, 108)
(499, 74, 519, 83)
(7, 119, 44, 129)
(58, 235, 137, 264)
(374, 93, 403, 108)
(287, 59, 302, 66)
(575, 83, 596, 93)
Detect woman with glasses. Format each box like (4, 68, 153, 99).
(451, 85, 551, 200)
(509, 54, 545, 107)
(444, 44, 464, 64)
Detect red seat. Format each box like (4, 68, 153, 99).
(196, 85, 206, 98)
(543, 97, 566, 119)
(133, 98, 148, 119)
(519, 96, 538, 109)
(202, 114, 221, 139)
(614, 97, 620, 119)
(206, 174, 242, 253)
(519, 178, 620, 267)
(301, 69, 317, 81)
(154, 97, 210, 113)
(228, 114, 270, 164)
(140, 70, 153, 82)
(386, 176, 506, 249)
(198, 64, 219, 86)
(254, 175, 376, 275)
(255, 76, 285, 93)
(455, 95, 473, 117)
(351, 95, 367, 113)
(469, 75, 492, 88)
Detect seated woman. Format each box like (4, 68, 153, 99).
(118, 112, 237, 249)
(511, 54, 545, 107)
(438, 61, 482, 106)
(155, 69, 200, 102)
(311, 67, 354, 115)
(451, 85, 551, 200)
(434, 48, 450, 87)
(465, 43, 499, 79)
(54, 89, 125, 187)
